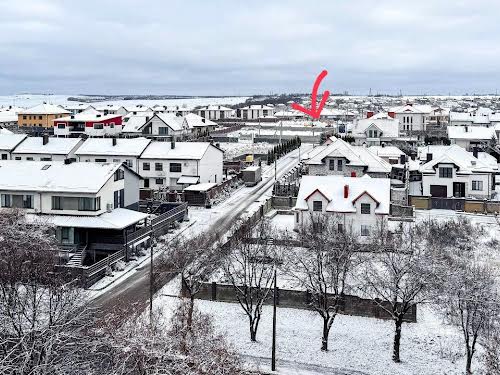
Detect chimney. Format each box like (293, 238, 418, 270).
(202, 118, 205, 123)
(473, 147, 478, 158)
(112, 138, 117, 146)
(70, 115, 75, 119)
(426, 153, 433, 162)
(388, 111, 395, 118)
(344, 185, 349, 198)
(42, 134, 49, 145)
(399, 154, 406, 164)
(171, 138, 176, 149)
(465, 126, 468, 133)
(367, 111, 374, 119)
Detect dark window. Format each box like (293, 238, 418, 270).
(23, 195, 33, 209)
(15, 157, 21, 160)
(170, 163, 182, 173)
(329, 159, 335, 170)
(472, 181, 483, 191)
(95, 158, 107, 163)
(439, 167, 453, 178)
(61, 227, 70, 242)
(155, 162, 163, 171)
(22, 115, 27, 120)
(337, 159, 343, 171)
(338, 223, 344, 233)
(1, 194, 11, 208)
(78, 197, 100, 211)
(361, 203, 371, 214)
(40, 157, 52, 161)
(155, 178, 164, 185)
(143, 162, 150, 171)
(361, 225, 370, 236)
(26, 157, 34, 161)
(313, 200, 323, 212)
(38, 115, 42, 120)
(52, 196, 63, 210)
(114, 169, 124, 181)
(57, 124, 65, 129)
(158, 127, 169, 135)
(1, 154, 7, 160)
(94, 123, 104, 130)
(144, 178, 150, 188)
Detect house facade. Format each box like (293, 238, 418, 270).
(0, 134, 28, 160)
(139, 141, 224, 190)
(196, 105, 234, 120)
(11, 135, 83, 161)
(293, 175, 390, 238)
(53, 108, 123, 137)
(18, 104, 70, 129)
(237, 105, 275, 120)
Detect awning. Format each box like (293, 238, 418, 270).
(177, 175, 200, 185)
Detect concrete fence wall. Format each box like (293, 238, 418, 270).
(410, 195, 500, 214)
(192, 282, 417, 323)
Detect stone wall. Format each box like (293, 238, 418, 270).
(193, 282, 417, 323)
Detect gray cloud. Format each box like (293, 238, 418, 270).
(0, 0, 499, 95)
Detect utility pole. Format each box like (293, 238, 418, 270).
(274, 156, 277, 181)
(271, 269, 277, 372)
(149, 217, 154, 327)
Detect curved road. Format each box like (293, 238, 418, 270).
(92, 145, 312, 312)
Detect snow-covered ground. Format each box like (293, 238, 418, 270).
(156, 278, 471, 375)
(0, 94, 248, 108)
(218, 141, 274, 160)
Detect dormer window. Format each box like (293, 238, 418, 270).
(313, 201, 323, 212)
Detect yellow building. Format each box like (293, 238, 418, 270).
(18, 103, 70, 128)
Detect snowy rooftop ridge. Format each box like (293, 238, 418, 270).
(0, 161, 123, 193)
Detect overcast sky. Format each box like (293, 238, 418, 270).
(1, 0, 499, 96)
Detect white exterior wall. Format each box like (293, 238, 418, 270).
(198, 145, 223, 184)
(422, 164, 492, 198)
(78, 154, 139, 173)
(396, 113, 426, 132)
(84, 124, 122, 137)
(139, 158, 198, 189)
(294, 191, 386, 239)
(12, 153, 67, 161)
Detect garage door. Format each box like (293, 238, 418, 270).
(430, 185, 447, 197)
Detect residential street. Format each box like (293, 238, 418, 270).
(91, 144, 313, 313)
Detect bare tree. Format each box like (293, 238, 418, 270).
(360, 222, 432, 362)
(484, 321, 500, 375)
(0, 210, 92, 375)
(222, 220, 281, 342)
(286, 214, 360, 351)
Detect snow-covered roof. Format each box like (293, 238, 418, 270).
(19, 103, 70, 115)
(141, 142, 220, 160)
(122, 114, 151, 133)
(353, 117, 399, 139)
(447, 126, 496, 141)
(75, 137, 151, 157)
(0, 134, 27, 150)
(294, 175, 390, 214)
(306, 138, 392, 174)
(450, 112, 473, 122)
(151, 113, 184, 132)
(368, 146, 406, 159)
(183, 113, 217, 128)
(184, 182, 217, 192)
(0, 128, 13, 135)
(63, 103, 92, 111)
(26, 208, 148, 230)
(122, 105, 153, 113)
(0, 161, 124, 193)
(12, 136, 82, 155)
(419, 145, 496, 174)
(197, 105, 233, 111)
(240, 105, 274, 110)
(389, 104, 431, 114)
(0, 111, 18, 123)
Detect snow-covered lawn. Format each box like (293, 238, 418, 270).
(218, 141, 274, 160)
(155, 279, 471, 375)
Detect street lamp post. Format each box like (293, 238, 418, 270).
(271, 269, 277, 371)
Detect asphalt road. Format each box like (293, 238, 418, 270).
(91, 145, 312, 313)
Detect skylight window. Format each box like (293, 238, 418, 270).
(42, 165, 51, 170)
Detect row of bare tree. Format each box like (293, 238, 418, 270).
(214, 215, 500, 374)
(0, 210, 251, 375)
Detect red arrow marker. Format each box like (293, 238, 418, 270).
(292, 70, 330, 119)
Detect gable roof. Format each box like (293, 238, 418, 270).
(0, 134, 28, 151)
(74, 137, 151, 157)
(447, 126, 496, 141)
(183, 113, 217, 128)
(19, 103, 70, 115)
(419, 145, 496, 174)
(12, 137, 82, 155)
(306, 138, 392, 174)
(0, 161, 126, 193)
(148, 113, 185, 132)
(294, 175, 390, 214)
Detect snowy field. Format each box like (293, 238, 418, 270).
(218, 141, 275, 160)
(0, 94, 248, 108)
(156, 278, 471, 375)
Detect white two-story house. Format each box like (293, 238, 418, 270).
(11, 135, 83, 161)
(419, 145, 496, 199)
(196, 105, 234, 120)
(351, 113, 400, 146)
(75, 137, 151, 173)
(293, 175, 390, 238)
(0, 161, 146, 252)
(139, 141, 224, 190)
(306, 137, 392, 178)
